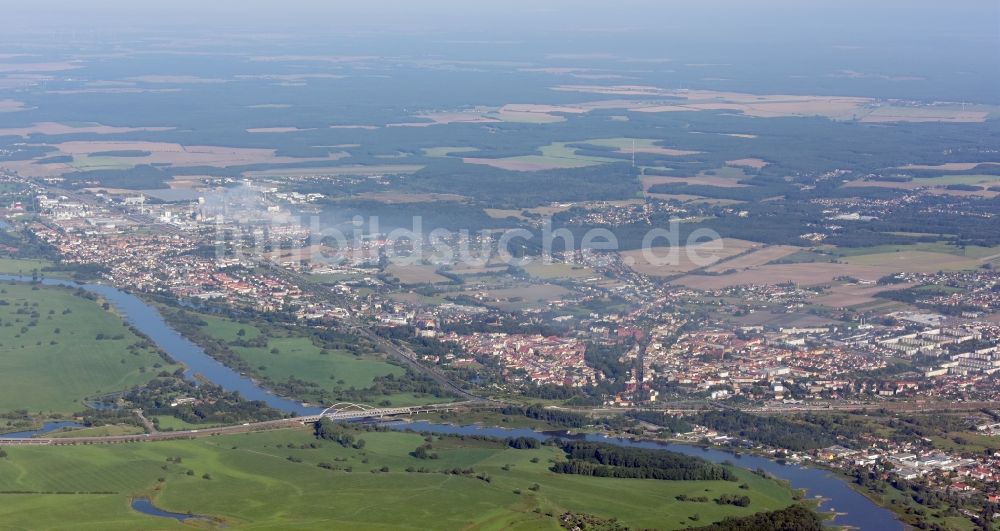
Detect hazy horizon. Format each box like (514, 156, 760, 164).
(2, 1, 996, 103)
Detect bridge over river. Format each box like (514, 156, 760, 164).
(0, 400, 486, 446)
(298, 401, 474, 422)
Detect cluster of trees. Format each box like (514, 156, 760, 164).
(316, 198, 508, 234)
(314, 419, 366, 449)
(498, 404, 589, 428)
(686, 411, 840, 451)
(561, 170, 1000, 252)
(41, 263, 107, 281)
(505, 436, 540, 449)
(627, 410, 693, 434)
(0, 228, 61, 262)
(794, 413, 867, 441)
(74, 409, 145, 431)
(518, 383, 588, 401)
(876, 286, 982, 316)
(160, 308, 259, 377)
(686, 504, 823, 531)
(335, 371, 452, 404)
(556, 512, 629, 531)
(124, 373, 286, 426)
(376, 327, 459, 356)
(848, 465, 982, 529)
(550, 441, 734, 481)
(715, 494, 751, 507)
(584, 341, 632, 394)
(410, 444, 439, 460)
(402, 160, 638, 208)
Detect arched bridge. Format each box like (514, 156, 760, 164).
(298, 400, 478, 423)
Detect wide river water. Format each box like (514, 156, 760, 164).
(0, 274, 321, 415)
(0, 274, 902, 529)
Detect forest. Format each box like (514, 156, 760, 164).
(686, 411, 844, 451)
(686, 504, 823, 531)
(551, 441, 735, 481)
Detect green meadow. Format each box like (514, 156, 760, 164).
(0, 258, 57, 276)
(184, 312, 441, 407)
(199, 313, 402, 385)
(0, 282, 176, 415)
(0, 427, 799, 530)
(70, 155, 139, 172)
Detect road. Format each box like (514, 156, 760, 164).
(0, 417, 304, 446)
(0, 401, 487, 446)
(133, 409, 158, 434)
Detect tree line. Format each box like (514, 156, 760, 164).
(550, 441, 735, 481)
(686, 410, 842, 451)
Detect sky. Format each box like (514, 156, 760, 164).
(4, 0, 997, 36)
(2, 0, 996, 102)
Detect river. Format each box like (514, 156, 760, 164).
(0, 274, 321, 415)
(1, 420, 83, 438)
(130, 498, 207, 522)
(386, 421, 903, 531)
(0, 274, 902, 529)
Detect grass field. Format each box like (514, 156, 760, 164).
(233, 332, 405, 388)
(385, 264, 453, 285)
(675, 242, 1000, 290)
(521, 262, 596, 280)
(841, 250, 988, 271)
(353, 191, 468, 203)
(913, 174, 1000, 186)
(827, 242, 963, 256)
(623, 238, 759, 276)
(485, 205, 573, 220)
(844, 175, 1000, 197)
(640, 171, 750, 191)
(243, 164, 423, 178)
(704, 245, 801, 273)
(191, 313, 440, 407)
(0, 258, 57, 275)
(152, 415, 222, 431)
(46, 424, 145, 438)
(0, 258, 80, 280)
(833, 242, 1000, 270)
(199, 314, 402, 387)
(463, 142, 616, 171)
(306, 271, 367, 284)
(809, 282, 915, 309)
(900, 162, 1000, 171)
(580, 137, 701, 157)
(0, 427, 798, 530)
(70, 155, 138, 171)
(0, 283, 176, 413)
(726, 158, 768, 169)
(672, 262, 896, 290)
(449, 284, 573, 311)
